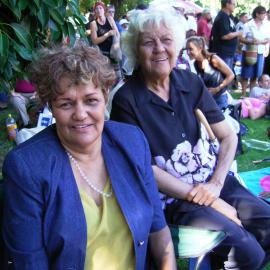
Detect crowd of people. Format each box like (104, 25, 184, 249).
(1, 1, 270, 270)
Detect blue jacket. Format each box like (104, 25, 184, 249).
(2, 121, 166, 270)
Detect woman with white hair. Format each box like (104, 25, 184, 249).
(111, 5, 270, 269)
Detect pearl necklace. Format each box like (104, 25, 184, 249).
(66, 151, 112, 198)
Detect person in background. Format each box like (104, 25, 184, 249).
(90, 1, 122, 82)
(106, 4, 122, 33)
(240, 6, 270, 97)
(210, 0, 242, 71)
(242, 74, 270, 120)
(197, 9, 212, 46)
(2, 44, 176, 269)
(119, 18, 129, 32)
(250, 73, 270, 98)
(235, 12, 249, 32)
(241, 74, 270, 119)
(186, 36, 234, 110)
(90, 1, 119, 59)
(263, 9, 270, 75)
(135, 3, 149, 10)
(111, 5, 270, 269)
(10, 78, 37, 128)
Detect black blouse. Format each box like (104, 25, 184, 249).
(111, 69, 224, 161)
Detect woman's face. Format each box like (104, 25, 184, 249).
(95, 5, 105, 17)
(51, 77, 106, 152)
(256, 11, 266, 21)
(186, 41, 202, 60)
(137, 23, 176, 79)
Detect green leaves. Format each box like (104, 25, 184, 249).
(50, 9, 65, 26)
(0, 32, 9, 60)
(0, 0, 86, 92)
(37, 3, 50, 28)
(12, 41, 33, 61)
(0, 32, 10, 72)
(10, 23, 33, 50)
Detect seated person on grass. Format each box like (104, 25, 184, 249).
(10, 78, 37, 128)
(241, 74, 270, 120)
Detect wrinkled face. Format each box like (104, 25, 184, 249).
(51, 77, 105, 151)
(95, 5, 105, 17)
(186, 41, 202, 60)
(137, 23, 176, 79)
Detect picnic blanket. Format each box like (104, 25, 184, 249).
(239, 167, 270, 197)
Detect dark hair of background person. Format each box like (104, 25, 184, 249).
(252, 6, 266, 19)
(186, 36, 213, 59)
(135, 3, 148, 10)
(239, 12, 247, 18)
(221, 0, 233, 9)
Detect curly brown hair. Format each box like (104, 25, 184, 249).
(29, 43, 116, 106)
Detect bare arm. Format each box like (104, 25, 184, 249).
(221, 31, 242, 40)
(210, 119, 238, 186)
(208, 55, 235, 95)
(187, 119, 237, 205)
(240, 36, 270, 45)
(107, 16, 120, 38)
(90, 20, 115, 45)
(149, 226, 177, 270)
(152, 165, 193, 199)
(153, 165, 241, 225)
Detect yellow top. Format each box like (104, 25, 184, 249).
(79, 179, 135, 270)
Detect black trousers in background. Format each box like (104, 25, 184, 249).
(165, 175, 270, 270)
(263, 53, 270, 75)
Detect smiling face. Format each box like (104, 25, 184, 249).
(186, 41, 202, 60)
(51, 77, 105, 152)
(137, 23, 176, 80)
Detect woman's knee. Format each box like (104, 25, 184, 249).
(223, 229, 265, 269)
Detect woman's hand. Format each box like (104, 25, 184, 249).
(208, 87, 219, 95)
(108, 29, 116, 36)
(186, 182, 222, 206)
(211, 198, 242, 226)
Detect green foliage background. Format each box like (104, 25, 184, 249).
(0, 0, 87, 94)
(1, 0, 270, 95)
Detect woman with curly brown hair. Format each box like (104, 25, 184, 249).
(2, 44, 176, 270)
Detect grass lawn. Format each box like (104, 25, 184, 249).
(0, 101, 269, 269)
(237, 118, 270, 172)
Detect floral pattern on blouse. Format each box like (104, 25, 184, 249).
(154, 124, 220, 208)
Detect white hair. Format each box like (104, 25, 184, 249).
(121, 4, 187, 70)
